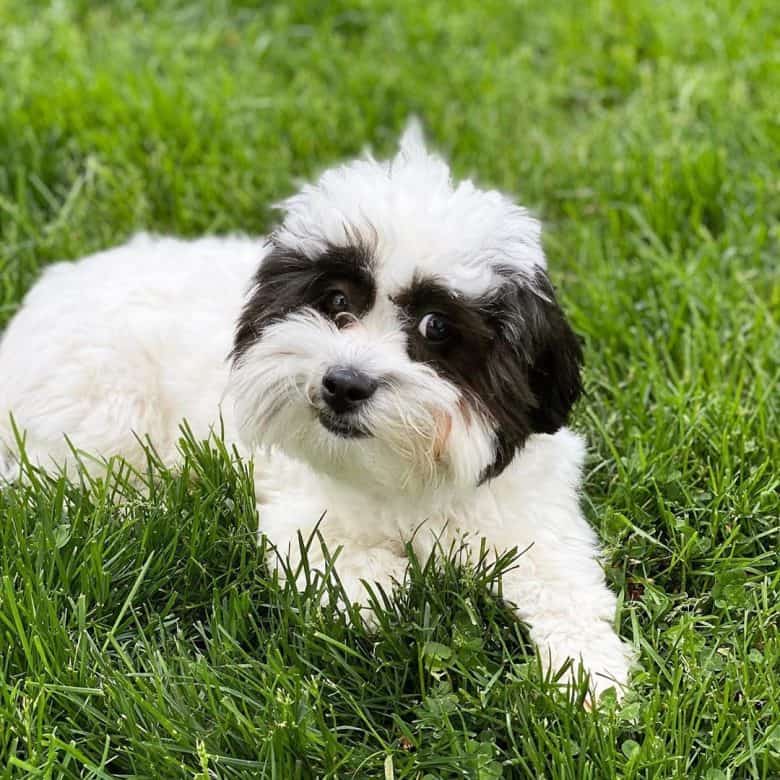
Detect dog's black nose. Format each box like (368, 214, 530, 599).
(321, 367, 377, 413)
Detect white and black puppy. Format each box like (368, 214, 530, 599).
(0, 122, 633, 701)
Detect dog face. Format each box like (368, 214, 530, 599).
(230, 122, 582, 493)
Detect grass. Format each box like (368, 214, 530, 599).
(0, 0, 778, 776)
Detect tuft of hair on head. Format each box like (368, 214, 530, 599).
(390, 116, 452, 189)
(397, 116, 428, 159)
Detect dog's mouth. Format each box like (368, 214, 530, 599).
(318, 411, 370, 439)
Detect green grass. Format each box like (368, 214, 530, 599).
(1, 0, 778, 776)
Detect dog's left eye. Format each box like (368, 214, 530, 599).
(418, 313, 451, 342)
(321, 289, 350, 317)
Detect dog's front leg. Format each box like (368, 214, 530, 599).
(257, 489, 408, 627)
(320, 541, 409, 626)
(485, 501, 634, 704)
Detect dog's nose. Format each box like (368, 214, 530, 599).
(321, 367, 377, 413)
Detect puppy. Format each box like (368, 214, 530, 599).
(0, 122, 633, 701)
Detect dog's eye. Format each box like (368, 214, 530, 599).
(418, 313, 451, 342)
(322, 289, 350, 317)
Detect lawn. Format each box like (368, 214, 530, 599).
(0, 0, 778, 777)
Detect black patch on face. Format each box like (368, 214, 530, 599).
(232, 237, 376, 362)
(395, 268, 583, 482)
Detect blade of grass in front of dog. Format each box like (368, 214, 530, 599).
(100, 552, 155, 653)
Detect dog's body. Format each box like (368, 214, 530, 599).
(0, 233, 258, 474)
(0, 124, 632, 701)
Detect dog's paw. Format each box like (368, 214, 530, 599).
(540, 630, 635, 708)
(331, 547, 409, 630)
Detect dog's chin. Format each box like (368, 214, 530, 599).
(267, 410, 479, 499)
(317, 411, 370, 439)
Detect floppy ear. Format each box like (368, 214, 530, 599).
(473, 270, 583, 483)
(522, 272, 584, 434)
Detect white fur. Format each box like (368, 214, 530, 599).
(276, 121, 544, 297)
(0, 233, 261, 475)
(0, 123, 632, 703)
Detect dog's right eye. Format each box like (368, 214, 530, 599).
(418, 312, 451, 343)
(321, 289, 350, 318)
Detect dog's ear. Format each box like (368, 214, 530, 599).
(494, 270, 583, 435)
(522, 273, 584, 434)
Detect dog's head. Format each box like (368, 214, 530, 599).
(230, 121, 582, 494)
